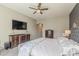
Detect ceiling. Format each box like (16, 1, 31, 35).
(0, 3, 76, 20)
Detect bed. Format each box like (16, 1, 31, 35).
(18, 37, 79, 56)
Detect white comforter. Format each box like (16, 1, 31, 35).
(18, 38, 45, 56)
(18, 37, 79, 56)
(31, 39, 63, 56)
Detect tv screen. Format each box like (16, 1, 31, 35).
(12, 20, 27, 30)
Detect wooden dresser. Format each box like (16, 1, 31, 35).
(9, 34, 30, 48)
(45, 30, 53, 38)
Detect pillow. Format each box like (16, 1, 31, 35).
(62, 45, 79, 56)
(67, 48, 79, 56)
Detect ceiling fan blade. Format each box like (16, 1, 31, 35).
(29, 7, 37, 10)
(29, 3, 48, 14)
(38, 3, 41, 9)
(33, 11, 37, 14)
(40, 11, 43, 14)
(40, 8, 48, 10)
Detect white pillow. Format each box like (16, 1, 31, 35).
(62, 45, 79, 56)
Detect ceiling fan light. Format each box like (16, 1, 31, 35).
(37, 10, 40, 13)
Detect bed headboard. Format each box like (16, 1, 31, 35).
(70, 4, 79, 43)
(71, 28, 79, 43)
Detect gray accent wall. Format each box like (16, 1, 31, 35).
(70, 3, 79, 43)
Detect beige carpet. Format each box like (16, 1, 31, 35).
(0, 47, 18, 56)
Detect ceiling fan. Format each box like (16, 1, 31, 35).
(29, 3, 48, 14)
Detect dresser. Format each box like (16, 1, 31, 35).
(45, 30, 53, 38)
(9, 34, 30, 48)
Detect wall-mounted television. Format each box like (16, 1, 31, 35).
(12, 20, 27, 30)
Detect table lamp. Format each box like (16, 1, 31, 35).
(64, 29, 71, 38)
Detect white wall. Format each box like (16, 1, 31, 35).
(0, 5, 69, 48)
(0, 5, 39, 48)
(37, 16, 69, 38)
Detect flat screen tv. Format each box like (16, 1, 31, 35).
(12, 20, 27, 30)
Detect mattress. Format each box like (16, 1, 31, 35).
(31, 39, 63, 56)
(18, 38, 45, 56)
(18, 37, 79, 56)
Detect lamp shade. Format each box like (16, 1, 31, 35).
(64, 30, 71, 37)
